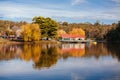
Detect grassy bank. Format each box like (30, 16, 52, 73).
(0, 38, 60, 44)
(0, 38, 9, 43)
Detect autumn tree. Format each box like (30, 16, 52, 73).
(31, 24, 41, 41)
(22, 24, 32, 41)
(69, 28, 85, 36)
(22, 23, 41, 41)
(57, 29, 66, 37)
(32, 16, 58, 39)
(58, 21, 114, 40)
(0, 20, 27, 31)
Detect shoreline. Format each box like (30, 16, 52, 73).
(0, 39, 61, 44)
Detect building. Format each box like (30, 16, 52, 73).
(59, 34, 85, 42)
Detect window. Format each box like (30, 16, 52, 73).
(64, 38, 70, 40)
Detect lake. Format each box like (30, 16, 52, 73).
(0, 43, 120, 80)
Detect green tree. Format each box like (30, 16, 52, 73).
(106, 21, 120, 42)
(32, 16, 58, 39)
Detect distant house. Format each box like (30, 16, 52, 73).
(7, 26, 23, 40)
(16, 29, 23, 38)
(59, 34, 85, 42)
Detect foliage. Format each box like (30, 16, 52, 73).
(0, 19, 118, 41)
(106, 21, 120, 42)
(62, 22, 68, 26)
(57, 29, 66, 37)
(69, 28, 85, 36)
(22, 23, 41, 41)
(0, 20, 27, 31)
(32, 16, 58, 39)
(58, 22, 115, 40)
(31, 24, 41, 41)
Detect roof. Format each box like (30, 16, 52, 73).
(60, 34, 85, 38)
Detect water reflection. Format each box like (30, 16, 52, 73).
(107, 43, 120, 61)
(59, 43, 85, 59)
(0, 43, 120, 69)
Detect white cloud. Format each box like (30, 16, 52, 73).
(71, 0, 87, 5)
(0, 1, 119, 22)
(111, 0, 120, 3)
(0, 2, 88, 19)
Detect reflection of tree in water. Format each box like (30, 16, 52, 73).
(85, 43, 120, 61)
(106, 43, 120, 61)
(20, 44, 41, 63)
(0, 44, 59, 69)
(85, 43, 109, 59)
(0, 44, 23, 60)
(20, 44, 59, 69)
(33, 45, 58, 69)
(0, 43, 120, 70)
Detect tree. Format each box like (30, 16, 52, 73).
(32, 16, 58, 39)
(69, 28, 85, 36)
(22, 24, 32, 41)
(62, 22, 68, 26)
(94, 20, 100, 26)
(106, 21, 120, 42)
(22, 23, 41, 41)
(31, 24, 41, 41)
(57, 29, 66, 37)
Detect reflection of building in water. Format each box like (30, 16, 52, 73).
(60, 43, 85, 57)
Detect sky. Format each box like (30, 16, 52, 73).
(0, 0, 120, 24)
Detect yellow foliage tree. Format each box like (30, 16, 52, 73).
(69, 28, 85, 36)
(22, 23, 41, 41)
(57, 29, 66, 37)
(22, 24, 31, 41)
(31, 24, 41, 41)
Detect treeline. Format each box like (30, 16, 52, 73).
(58, 21, 117, 40)
(0, 20, 27, 31)
(106, 21, 120, 42)
(0, 17, 119, 41)
(0, 16, 58, 41)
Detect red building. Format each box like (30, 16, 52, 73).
(59, 34, 85, 42)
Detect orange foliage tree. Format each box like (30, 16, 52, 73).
(57, 29, 66, 37)
(69, 28, 85, 36)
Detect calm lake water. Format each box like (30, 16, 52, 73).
(0, 43, 120, 80)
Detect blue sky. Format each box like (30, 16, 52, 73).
(0, 0, 120, 24)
